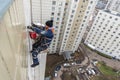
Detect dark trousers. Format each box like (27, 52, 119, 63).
(32, 46, 47, 64)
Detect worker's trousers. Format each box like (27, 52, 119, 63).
(32, 46, 47, 64)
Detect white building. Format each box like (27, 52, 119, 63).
(60, 0, 98, 54)
(106, 0, 120, 13)
(85, 10, 120, 59)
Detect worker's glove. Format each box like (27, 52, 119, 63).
(27, 26, 33, 30)
(31, 23, 36, 27)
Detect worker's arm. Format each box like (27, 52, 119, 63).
(32, 27, 48, 36)
(27, 26, 49, 36)
(32, 23, 45, 30)
(32, 27, 43, 34)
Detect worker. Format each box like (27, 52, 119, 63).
(27, 20, 54, 67)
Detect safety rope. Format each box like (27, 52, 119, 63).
(30, 0, 33, 23)
(40, 0, 42, 23)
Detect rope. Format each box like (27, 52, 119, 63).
(30, 0, 33, 23)
(40, 0, 42, 23)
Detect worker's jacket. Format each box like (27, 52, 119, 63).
(32, 26, 54, 50)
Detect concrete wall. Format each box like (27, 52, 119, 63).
(0, 0, 28, 80)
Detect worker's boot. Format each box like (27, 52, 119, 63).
(31, 63, 39, 67)
(31, 52, 39, 67)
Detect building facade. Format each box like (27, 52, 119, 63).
(0, 0, 27, 80)
(85, 10, 120, 59)
(60, 0, 98, 54)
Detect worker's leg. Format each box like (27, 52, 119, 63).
(31, 51, 39, 67)
(37, 46, 47, 53)
(30, 37, 42, 53)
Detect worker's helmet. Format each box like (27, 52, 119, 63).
(45, 20, 53, 27)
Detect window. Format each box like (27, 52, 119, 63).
(58, 7, 61, 11)
(88, 6, 91, 10)
(59, 2, 62, 6)
(83, 20, 85, 22)
(86, 11, 89, 14)
(90, 1, 93, 4)
(105, 24, 107, 26)
(66, 31, 69, 33)
(81, 24, 84, 26)
(81, 5, 83, 8)
(67, 28, 70, 30)
(83, 0, 85, 2)
(52, 7, 55, 11)
(52, 1, 56, 5)
(68, 24, 71, 26)
(74, 0, 78, 2)
(58, 13, 60, 16)
(118, 33, 120, 35)
(72, 10, 75, 13)
(109, 16, 112, 19)
(65, 3, 68, 5)
(76, 20, 79, 22)
(71, 15, 73, 18)
(115, 18, 118, 21)
(110, 26, 113, 28)
(103, 27, 105, 29)
(74, 5, 76, 8)
(57, 18, 59, 21)
(69, 19, 72, 22)
(104, 36, 106, 38)
(56, 22, 59, 24)
(51, 12, 54, 16)
(84, 16, 87, 19)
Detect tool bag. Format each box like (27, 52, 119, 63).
(29, 31, 37, 39)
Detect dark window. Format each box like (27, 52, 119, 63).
(109, 16, 112, 19)
(69, 19, 72, 22)
(68, 24, 71, 26)
(72, 10, 75, 13)
(58, 13, 60, 16)
(115, 18, 118, 21)
(74, 0, 78, 2)
(65, 3, 68, 5)
(90, 1, 93, 4)
(71, 15, 73, 18)
(51, 12, 54, 15)
(52, 1, 56, 5)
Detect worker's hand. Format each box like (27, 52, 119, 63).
(31, 23, 36, 27)
(27, 26, 33, 30)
